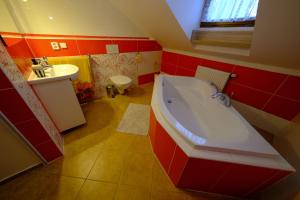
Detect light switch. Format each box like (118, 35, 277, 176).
(106, 44, 119, 54)
(50, 42, 60, 50)
(59, 42, 67, 49)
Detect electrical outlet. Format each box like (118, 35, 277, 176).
(106, 44, 119, 54)
(59, 42, 67, 49)
(50, 42, 60, 50)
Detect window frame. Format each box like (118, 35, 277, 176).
(200, 20, 255, 28)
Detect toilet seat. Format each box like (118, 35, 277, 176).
(110, 75, 132, 86)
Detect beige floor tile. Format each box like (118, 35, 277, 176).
(76, 180, 117, 200)
(128, 135, 153, 155)
(151, 159, 182, 193)
(40, 146, 101, 178)
(120, 152, 154, 188)
(41, 176, 84, 200)
(115, 184, 151, 200)
(151, 190, 187, 200)
(88, 149, 127, 183)
(102, 132, 136, 151)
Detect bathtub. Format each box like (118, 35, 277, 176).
(159, 74, 278, 157)
(150, 74, 294, 197)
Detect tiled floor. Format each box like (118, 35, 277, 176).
(0, 83, 231, 200)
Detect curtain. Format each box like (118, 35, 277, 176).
(202, 0, 259, 22)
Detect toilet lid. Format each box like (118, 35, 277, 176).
(110, 75, 132, 84)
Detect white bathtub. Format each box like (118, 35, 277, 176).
(152, 74, 294, 170)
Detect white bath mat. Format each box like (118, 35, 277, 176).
(117, 103, 150, 135)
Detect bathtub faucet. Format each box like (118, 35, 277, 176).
(211, 92, 231, 107)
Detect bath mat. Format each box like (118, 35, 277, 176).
(117, 103, 150, 135)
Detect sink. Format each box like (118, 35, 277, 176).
(27, 64, 79, 85)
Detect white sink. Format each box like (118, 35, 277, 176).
(27, 64, 79, 85)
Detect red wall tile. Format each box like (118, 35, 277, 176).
(35, 140, 62, 162)
(0, 70, 13, 89)
(263, 96, 300, 120)
(200, 58, 235, 73)
(161, 51, 178, 66)
(177, 54, 200, 72)
(231, 66, 287, 93)
(276, 75, 300, 101)
(0, 89, 35, 124)
(15, 118, 51, 146)
(225, 82, 272, 109)
(77, 39, 110, 55)
(138, 40, 162, 51)
(4, 38, 33, 58)
(178, 158, 231, 192)
(113, 40, 137, 53)
(175, 66, 196, 77)
(161, 63, 176, 75)
(168, 146, 189, 185)
(154, 122, 177, 172)
(138, 72, 158, 85)
(212, 164, 277, 197)
(26, 39, 79, 57)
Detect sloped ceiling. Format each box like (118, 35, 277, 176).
(108, 0, 192, 50)
(109, 0, 300, 70)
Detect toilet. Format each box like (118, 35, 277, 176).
(109, 75, 132, 94)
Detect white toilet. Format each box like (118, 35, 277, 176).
(109, 75, 132, 94)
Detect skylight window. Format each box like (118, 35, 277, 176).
(201, 0, 259, 27)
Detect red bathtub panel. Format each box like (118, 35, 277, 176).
(199, 58, 235, 73)
(161, 63, 177, 75)
(247, 170, 292, 196)
(15, 118, 51, 146)
(154, 122, 177, 172)
(175, 66, 196, 77)
(77, 39, 110, 55)
(225, 82, 272, 109)
(168, 146, 189, 185)
(276, 75, 300, 101)
(113, 40, 137, 53)
(149, 109, 157, 148)
(0, 89, 35, 124)
(26, 39, 79, 57)
(138, 40, 162, 51)
(177, 54, 201, 71)
(0, 70, 13, 89)
(231, 66, 287, 93)
(161, 51, 178, 66)
(178, 158, 231, 192)
(35, 140, 62, 162)
(263, 96, 300, 120)
(212, 164, 277, 197)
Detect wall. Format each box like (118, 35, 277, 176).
(0, 1, 162, 94)
(0, 42, 63, 162)
(0, 1, 18, 32)
(161, 50, 300, 121)
(5, 0, 147, 37)
(0, 116, 41, 181)
(109, 0, 300, 71)
(166, 0, 204, 39)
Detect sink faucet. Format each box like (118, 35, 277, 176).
(32, 57, 52, 78)
(211, 91, 231, 107)
(39, 57, 53, 69)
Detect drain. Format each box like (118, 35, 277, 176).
(167, 99, 172, 103)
